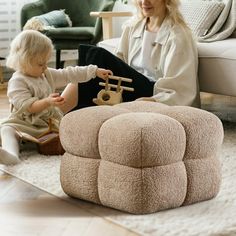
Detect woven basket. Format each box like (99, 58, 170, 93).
(17, 118, 65, 156)
(37, 132, 65, 155)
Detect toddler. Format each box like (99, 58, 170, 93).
(0, 30, 112, 165)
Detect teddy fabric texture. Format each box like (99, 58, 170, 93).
(23, 10, 72, 31)
(59, 101, 224, 214)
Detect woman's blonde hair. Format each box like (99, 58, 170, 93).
(134, 0, 189, 28)
(6, 30, 53, 72)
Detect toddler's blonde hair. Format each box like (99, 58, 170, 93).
(6, 30, 53, 72)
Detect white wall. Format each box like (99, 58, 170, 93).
(0, 0, 37, 58)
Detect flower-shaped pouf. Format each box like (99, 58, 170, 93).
(59, 102, 223, 214)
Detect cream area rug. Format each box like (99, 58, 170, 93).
(1, 121, 236, 236)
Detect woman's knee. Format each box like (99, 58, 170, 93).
(81, 45, 111, 63)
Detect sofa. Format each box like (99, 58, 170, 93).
(93, 0, 236, 99)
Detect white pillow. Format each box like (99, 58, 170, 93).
(180, 0, 225, 37)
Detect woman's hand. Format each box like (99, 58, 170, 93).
(96, 68, 113, 80)
(136, 97, 156, 102)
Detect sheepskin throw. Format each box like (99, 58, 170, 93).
(23, 10, 72, 31)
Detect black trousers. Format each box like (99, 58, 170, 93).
(75, 44, 154, 109)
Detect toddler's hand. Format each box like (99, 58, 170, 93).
(96, 68, 113, 80)
(47, 93, 65, 106)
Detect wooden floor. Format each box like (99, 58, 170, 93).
(0, 89, 139, 236)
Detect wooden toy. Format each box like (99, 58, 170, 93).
(93, 75, 134, 105)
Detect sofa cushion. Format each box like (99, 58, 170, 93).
(180, 0, 225, 37)
(44, 27, 95, 40)
(198, 38, 236, 96)
(98, 37, 120, 53)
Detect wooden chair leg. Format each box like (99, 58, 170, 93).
(0, 57, 8, 90)
(0, 57, 5, 84)
(0, 63, 3, 84)
(56, 50, 61, 69)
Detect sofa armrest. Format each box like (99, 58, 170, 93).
(90, 11, 133, 39)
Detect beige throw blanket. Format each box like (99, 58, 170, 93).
(199, 0, 236, 42)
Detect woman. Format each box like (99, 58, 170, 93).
(76, 0, 200, 109)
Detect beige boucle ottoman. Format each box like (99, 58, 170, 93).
(59, 101, 224, 214)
